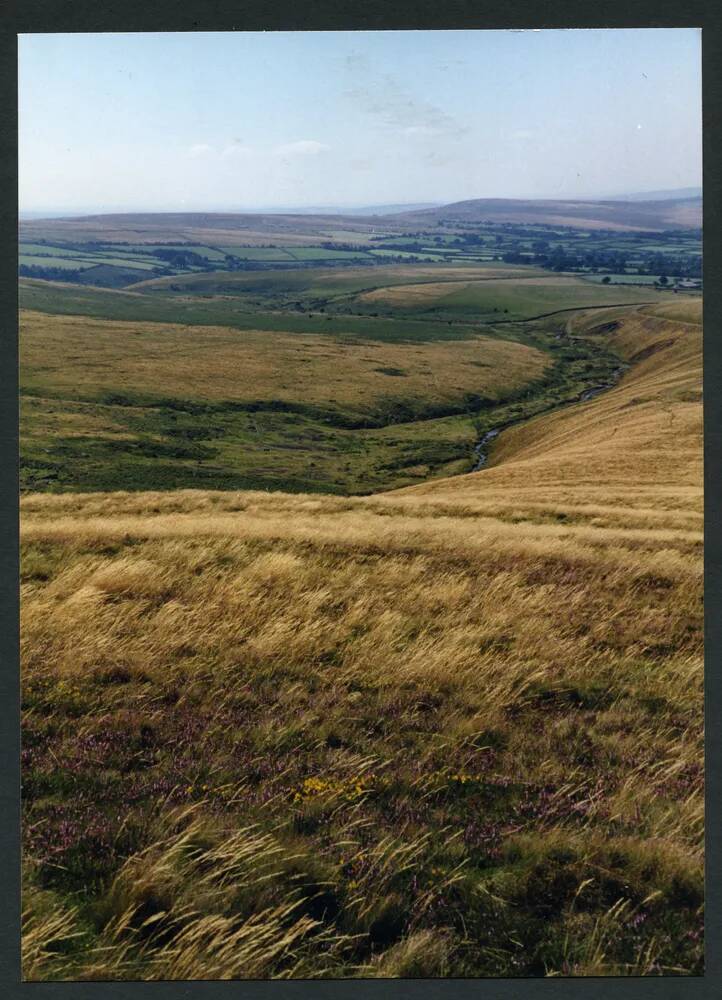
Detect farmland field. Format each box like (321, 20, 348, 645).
(20, 205, 702, 292)
(353, 275, 665, 320)
(20, 255, 96, 270)
(216, 247, 296, 261)
(581, 273, 674, 285)
(285, 248, 373, 261)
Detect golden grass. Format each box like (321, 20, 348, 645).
(359, 275, 580, 307)
(20, 309, 548, 409)
(400, 303, 701, 503)
(129, 262, 542, 293)
(639, 298, 703, 325)
(20, 299, 703, 978)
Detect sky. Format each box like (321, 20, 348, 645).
(18, 29, 702, 213)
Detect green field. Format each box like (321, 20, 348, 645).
(285, 247, 372, 261)
(83, 257, 161, 270)
(18, 240, 229, 275)
(581, 273, 678, 285)
(106, 243, 227, 260)
(20, 255, 96, 270)
(20, 242, 98, 257)
(369, 249, 447, 261)
(217, 247, 295, 260)
(350, 275, 669, 323)
(318, 228, 381, 242)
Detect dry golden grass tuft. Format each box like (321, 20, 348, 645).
(21, 300, 703, 979)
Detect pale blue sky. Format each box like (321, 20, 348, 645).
(18, 29, 702, 212)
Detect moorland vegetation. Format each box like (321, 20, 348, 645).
(21, 285, 703, 978)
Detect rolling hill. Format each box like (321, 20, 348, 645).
(389, 197, 702, 232)
(19, 194, 702, 249)
(21, 298, 702, 979)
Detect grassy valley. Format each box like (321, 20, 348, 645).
(20, 260, 662, 495)
(21, 297, 703, 979)
(18, 201, 703, 981)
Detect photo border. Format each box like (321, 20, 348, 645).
(1, 2, 719, 997)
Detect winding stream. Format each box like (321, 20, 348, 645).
(472, 365, 627, 471)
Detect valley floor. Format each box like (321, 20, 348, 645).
(21, 300, 703, 978)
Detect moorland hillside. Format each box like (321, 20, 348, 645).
(21, 299, 702, 979)
(391, 197, 702, 232)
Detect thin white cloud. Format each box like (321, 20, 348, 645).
(402, 125, 444, 138)
(220, 142, 256, 159)
(274, 140, 330, 157)
(187, 143, 213, 158)
(344, 73, 469, 141)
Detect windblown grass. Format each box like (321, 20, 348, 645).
(21, 301, 703, 978)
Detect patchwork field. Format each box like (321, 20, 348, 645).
(21, 299, 703, 979)
(20, 207, 701, 296)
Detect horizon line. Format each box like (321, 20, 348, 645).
(19, 187, 704, 220)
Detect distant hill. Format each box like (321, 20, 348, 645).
(340, 203, 442, 216)
(386, 197, 702, 232)
(598, 187, 702, 202)
(19, 196, 702, 246)
(258, 202, 442, 216)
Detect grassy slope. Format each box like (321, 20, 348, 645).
(21, 265, 640, 495)
(21, 300, 702, 979)
(19, 276, 529, 343)
(19, 306, 554, 495)
(127, 261, 544, 293)
(20, 311, 547, 409)
(404, 299, 702, 500)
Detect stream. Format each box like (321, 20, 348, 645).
(472, 365, 627, 471)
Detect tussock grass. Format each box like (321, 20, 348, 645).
(21, 301, 702, 978)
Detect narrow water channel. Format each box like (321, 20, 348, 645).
(472, 365, 627, 471)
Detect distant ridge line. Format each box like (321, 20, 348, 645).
(19, 194, 702, 234)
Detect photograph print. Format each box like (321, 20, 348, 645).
(19, 27, 703, 980)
